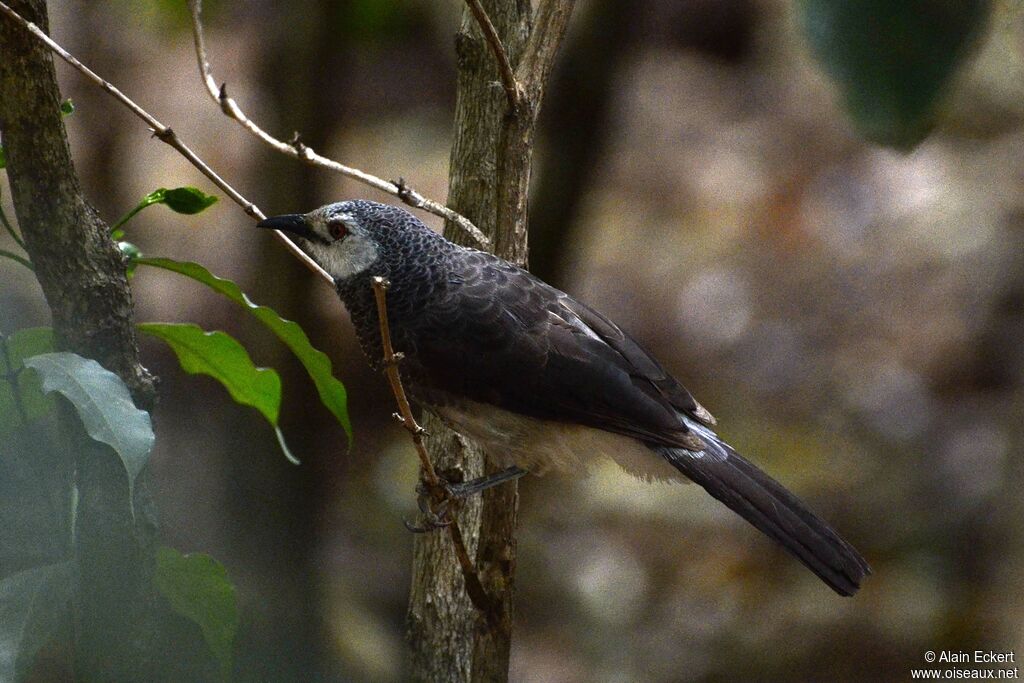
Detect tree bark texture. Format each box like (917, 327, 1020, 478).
(406, 1, 575, 680)
(0, 1, 164, 678)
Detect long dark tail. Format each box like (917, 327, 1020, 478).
(661, 417, 871, 596)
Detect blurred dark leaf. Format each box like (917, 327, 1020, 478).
(138, 322, 297, 463)
(161, 187, 218, 215)
(154, 547, 237, 682)
(0, 145, 6, 169)
(344, 0, 405, 36)
(135, 257, 352, 441)
(800, 0, 992, 149)
(0, 328, 57, 438)
(23, 352, 155, 502)
(0, 562, 73, 682)
(59, 99, 74, 117)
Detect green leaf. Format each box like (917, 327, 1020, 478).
(137, 322, 298, 464)
(59, 99, 74, 116)
(161, 187, 218, 215)
(136, 258, 352, 441)
(109, 191, 165, 234)
(0, 562, 73, 682)
(110, 186, 218, 235)
(0, 328, 57, 437)
(3, 328, 56, 367)
(799, 0, 992, 149)
(136, 325, 296, 466)
(138, 323, 281, 425)
(155, 547, 237, 682)
(22, 352, 155, 500)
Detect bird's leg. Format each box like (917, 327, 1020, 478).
(445, 465, 528, 498)
(404, 466, 528, 533)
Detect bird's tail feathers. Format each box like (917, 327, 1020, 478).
(662, 417, 871, 596)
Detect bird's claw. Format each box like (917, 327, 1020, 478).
(404, 467, 528, 534)
(404, 478, 457, 533)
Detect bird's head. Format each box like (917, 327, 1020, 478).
(257, 200, 435, 282)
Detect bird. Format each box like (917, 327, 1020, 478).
(257, 199, 871, 596)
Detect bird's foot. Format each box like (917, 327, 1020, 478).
(403, 466, 528, 533)
(404, 482, 453, 533)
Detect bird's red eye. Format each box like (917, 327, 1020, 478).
(328, 221, 347, 241)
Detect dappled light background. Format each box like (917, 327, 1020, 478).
(3, 0, 1024, 680)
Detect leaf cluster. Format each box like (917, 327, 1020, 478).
(0, 181, 350, 680)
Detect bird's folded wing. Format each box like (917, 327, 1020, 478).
(556, 296, 716, 425)
(408, 252, 710, 450)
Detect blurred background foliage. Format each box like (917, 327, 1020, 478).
(3, 0, 1024, 680)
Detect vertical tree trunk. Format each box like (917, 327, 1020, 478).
(406, 1, 574, 680)
(0, 0, 162, 678)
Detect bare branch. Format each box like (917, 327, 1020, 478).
(0, 0, 333, 284)
(517, 0, 578, 94)
(370, 276, 496, 616)
(463, 0, 523, 110)
(185, 0, 491, 250)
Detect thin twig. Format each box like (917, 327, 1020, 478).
(463, 0, 523, 110)
(185, 0, 491, 250)
(370, 276, 496, 615)
(0, 1, 334, 285)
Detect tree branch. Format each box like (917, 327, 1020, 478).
(0, 0, 334, 285)
(185, 0, 491, 250)
(463, 0, 523, 110)
(492, 0, 578, 264)
(405, 1, 582, 678)
(516, 0, 579, 95)
(369, 276, 496, 616)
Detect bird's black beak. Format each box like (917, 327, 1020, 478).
(256, 214, 317, 241)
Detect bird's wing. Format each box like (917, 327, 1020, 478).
(555, 296, 717, 426)
(407, 251, 710, 450)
